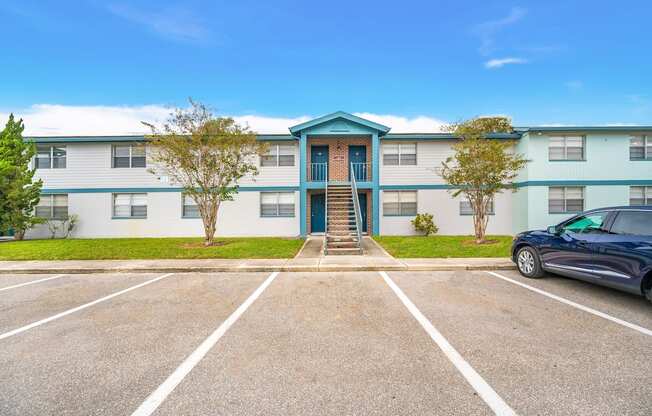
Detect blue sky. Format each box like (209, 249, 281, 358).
(1, 1, 651, 134)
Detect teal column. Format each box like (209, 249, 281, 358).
(371, 132, 380, 235)
(299, 132, 308, 237)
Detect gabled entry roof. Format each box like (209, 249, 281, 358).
(289, 111, 391, 137)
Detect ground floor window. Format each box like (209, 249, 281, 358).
(113, 193, 147, 218)
(383, 191, 417, 216)
(549, 186, 584, 214)
(260, 192, 295, 217)
(182, 194, 200, 218)
(460, 198, 494, 215)
(36, 194, 68, 219)
(630, 186, 651, 206)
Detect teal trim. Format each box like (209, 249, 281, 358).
(289, 111, 390, 136)
(306, 181, 372, 189)
(380, 179, 652, 191)
(383, 133, 522, 140)
(381, 184, 452, 190)
(299, 132, 308, 237)
(26, 134, 296, 144)
(525, 126, 652, 133)
(42, 186, 300, 194)
(372, 132, 380, 235)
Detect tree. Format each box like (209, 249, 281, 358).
(144, 100, 267, 246)
(0, 115, 43, 240)
(440, 117, 528, 244)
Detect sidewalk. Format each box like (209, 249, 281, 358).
(0, 237, 515, 274)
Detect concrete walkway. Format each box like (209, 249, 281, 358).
(0, 237, 515, 274)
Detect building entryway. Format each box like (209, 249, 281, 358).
(348, 145, 367, 181)
(310, 145, 329, 182)
(310, 193, 326, 233)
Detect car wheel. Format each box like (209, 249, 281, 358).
(516, 246, 544, 278)
(645, 288, 652, 304)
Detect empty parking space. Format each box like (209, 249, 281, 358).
(388, 270, 652, 415)
(0, 269, 650, 415)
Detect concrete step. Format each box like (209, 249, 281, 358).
(326, 247, 363, 255)
(327, 241, 359, 249)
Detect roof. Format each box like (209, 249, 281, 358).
(289, 111, 390, 136)
(521, 126, 652, 133)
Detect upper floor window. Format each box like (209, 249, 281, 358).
(460, 198, 494, 215)
(35, 194, 68, 219)
(35, 145, 66, 169)
(630, 186, 651, 206)
(383, 143, 417, 166)
(113, 193, 147, 218)
(261, 144, 295, 167)
(549, 186, 584, 214)
(182, 194, 200, 218)
(549, 136, 584, 161)
(260, 192, 295, 217)
(383, 191, 417, 216)
(112, 144, 146, 168)
(630, 136, 651, 160)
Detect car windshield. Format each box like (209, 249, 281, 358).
(561, 212, 608, 234)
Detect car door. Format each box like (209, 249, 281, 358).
(540, 211, 611, 280)
(590, 210, 652, 294)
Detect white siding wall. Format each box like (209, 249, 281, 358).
(380, 189, 514, 235)
(26, 191, 300, 239)
(380, 141, 454, 185)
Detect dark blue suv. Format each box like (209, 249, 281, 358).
(511, 206, 652, 303)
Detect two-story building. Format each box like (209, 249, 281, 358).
(26, 111, 652, 249)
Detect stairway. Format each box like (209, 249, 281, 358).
(325, 183, 363, 255)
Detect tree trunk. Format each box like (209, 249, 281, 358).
(14, 229, 25, 241)
(200, 199, 220, 246)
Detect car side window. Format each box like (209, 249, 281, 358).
(609, 211, 652, 236)
(561, 212, 609, 234)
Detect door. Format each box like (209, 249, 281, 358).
(539, 211, 610, 280)
(349, 145, 367, 181)
(311, 193, 325, 233)
(311, 146, 328, 182)
(590, 210, 652, 294)
(357, 193, 368, 233)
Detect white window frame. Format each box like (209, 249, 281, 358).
(35, 194, 68, 219)
(112, 144, 146, 168)
(629, 135, 651, 160)
(548, 136, 585, 161)
(260, 192, 295, 217)
(182, 194, 200, 218)
(630, 186, 652, 206)
(261, 144, 295, 167)
(112, 193, 148, 219)
(383, 143, 417, 166)
(382, 190, 418, 216)
(460, 198, 494, 216)
(35, 145, 66, 169)
(548, 186, 585, 214)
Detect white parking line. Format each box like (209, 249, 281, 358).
(379, 271, 517, 416)
(130, 271, 280, 416)
(0, 273, 174, 341)
(486, 271, 652, 337)
(0, 274, 67, 292)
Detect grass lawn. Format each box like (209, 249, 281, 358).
(373, 235, 512, 258)
(0, 237, 305, 260)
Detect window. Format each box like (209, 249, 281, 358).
(548, 136, 584, 161)
(549, 186, 584, 213)
(261, 144, 295, 167)
(35, 194, 68, 219)
(383, 191, 417, 216)
(35, 145, 66, 169)
(561, 212, 608, 234)
(260, 192, 295, 217)
(112, 144, 146, 168)
(383, 143, 417, 165)
(610, 211, 652, 236)
(113, 193, 147, 218)
(182, 194, 200, 218)
(630, 136, 651, 160)
(630, 186, 651, 206)
(460, 198, 494, 215)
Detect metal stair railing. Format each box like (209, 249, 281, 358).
(323, 183, 329, 255)
(349, 163, 363, 253)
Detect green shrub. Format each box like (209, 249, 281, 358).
(411, 213, 439, 236)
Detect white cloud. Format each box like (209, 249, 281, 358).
(106, 3, 210, 43)
(1, 104, 449, 135)
(473, 7, 527, 56)
(484, 57, 528, 69)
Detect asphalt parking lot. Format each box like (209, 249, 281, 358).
(0, 270, 650, 415)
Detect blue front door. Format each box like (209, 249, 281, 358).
(357, 192, 368, 233)
(349, 145, 367, 181)
(311, 193, 326, 233)
(311, 145, 329, 182)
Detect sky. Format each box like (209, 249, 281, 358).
(0, 0, 651, 135)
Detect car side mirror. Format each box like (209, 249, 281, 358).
(547, 225, 559, 235)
